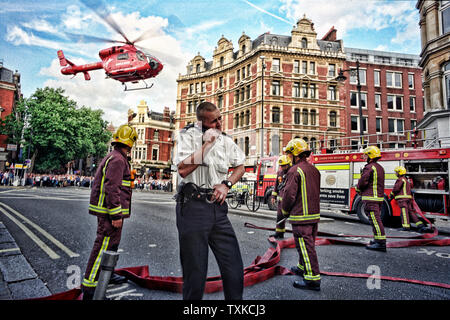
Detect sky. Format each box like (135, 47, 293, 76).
(0, 0, 422, 127)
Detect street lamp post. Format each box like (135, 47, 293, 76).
(260, 55, 266, 158)
(336, 60, 365, 150)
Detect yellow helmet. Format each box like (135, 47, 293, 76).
(112, 124, 137, 148)
(363, 145, 381, 159)
(394, 166, 407, 176)
(278, 155, 292, 166)
(284, 138, 310, 157)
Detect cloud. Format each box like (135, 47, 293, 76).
(278, 0, 419, 45)
(22, 19, 59, 34)
(241, 0, 294, 25)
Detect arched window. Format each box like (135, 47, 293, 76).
(301, 38, 308, 48)
(220, 56, 224, 66)
(310, 110, 316, 126)
(329, 111, 337, 127)
(310, 137, 317, 153)
(240, 112, 245, 127)
(242, 45, 246, 53)
(245, 110, 250, 126)
(196, 64, 200, 73)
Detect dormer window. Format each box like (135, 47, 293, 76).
(301, 38, 308, 48)
(242, 45, 246, 54)
(196, 64, 200, 73)
(220, 56, 224, 66)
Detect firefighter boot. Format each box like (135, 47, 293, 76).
(366, 240, 387, 252)
(290, 265, 304, 277)
(109, 272, 127, 285)
(293, 279, 321, 291)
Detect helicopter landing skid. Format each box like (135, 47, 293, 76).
(123, 80, 154, 92)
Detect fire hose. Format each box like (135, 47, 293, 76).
(34, 200, 450, 300)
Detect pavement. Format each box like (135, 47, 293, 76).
(0, 187, 449, 300)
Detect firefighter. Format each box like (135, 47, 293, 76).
(281, 138, 321, 291)
(390, 166, 428, 233)
(81, 124, 137, 300)
(356, 145, 387, 252)
(270, 155, 292, 239)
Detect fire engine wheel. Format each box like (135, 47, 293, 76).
(355, 198, 397, 227)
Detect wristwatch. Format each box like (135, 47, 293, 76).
(221, 180, 233, 189)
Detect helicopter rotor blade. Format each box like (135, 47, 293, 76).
(80, 0, 132, 44)
(64, 32, 127, 44)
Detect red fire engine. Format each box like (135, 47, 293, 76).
(254, 147, 449, 226)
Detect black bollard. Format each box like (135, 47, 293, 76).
(93, 250, 120, 300)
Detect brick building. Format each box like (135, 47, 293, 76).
(176, 16, 348, 168)
(0, 61, 21, 170)
(128, 100, 175, 179)
(341, 48, 424, 150)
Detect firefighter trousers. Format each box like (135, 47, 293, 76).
(364, 201, 386, 242)
(176, 198, 244, 300)
(81, 216, 123, 293)
(275, 201, 286, 233)
(292, 223, 321, 283)
(397, 199, 423, 229)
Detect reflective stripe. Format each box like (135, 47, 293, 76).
(297, 167, 308, 215)
(272, 191, 278, 196)
(402, 207, 410, 228)
(122, 180, 131, 187)
(282, 209, 289, 216)
(362, 196, 384, 201)
(372, 166, 378, 199)
(289, 214, 320, 222)
(98, 156, 113, 207)
(298, 237, 320, 282)
(315, 164, 349, 170)
(395, 195, 412, 199)
(275, 228, 286, 233)
(87, 236, 110, 285)
(89, 204, 123, 216)
(370, 211, 386, 240)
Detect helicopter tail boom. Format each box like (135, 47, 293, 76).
(58, 50, 102, 81)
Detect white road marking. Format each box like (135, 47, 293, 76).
(0, 202, 79, 258)
(0, 247, 20, 253)
(0, 206, 60, 259)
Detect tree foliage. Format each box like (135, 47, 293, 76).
(0, 87, 112, 172)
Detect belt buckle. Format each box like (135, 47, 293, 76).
(205, 193, 216, 204)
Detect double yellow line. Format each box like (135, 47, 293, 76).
(0, 202, 79, 260)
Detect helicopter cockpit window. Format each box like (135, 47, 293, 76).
(117, 53, 129, 60)
(136, 51, 146, 61)
(146, 56, 159, 70)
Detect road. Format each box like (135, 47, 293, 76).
(0, 187, 449, 301)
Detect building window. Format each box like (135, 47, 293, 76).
(328, 64, 336, 77)
(310, 110, 316, 125)
(309, 83, 316, 99)
(272, 81, 280, 96)
(374, 70, 380, 87)
(235, 113, 239, 127)
(293, 82, 300, 98)
(218, 95, 223, 109)
(152, 146, 159, 161)
(189, 84, 193, 94)
(411, 119, 417, 130)
(272, 58, 280, 72)
(350, 92, 367, 108)
(235, 90, 240, 104)
(310, 137, 317, 153)
(409, 96, 416, 112)
(388, 119, 404, 134)
(328, 85, 337, 101)
(329, 111, 337, 127)
(351, 115, 367, 132)
(247, 64, 251, 77)
(302, 109, 308, 125)
(236, 69, 240, 82)
(309, 62, 315, 75)
(201, 82, 205, 92)
(294, 60, 300, 73)
(188, 101, 193, 114)
(245, 110, 250, 126)
(219, 76, 223, 88)
(386, 71, 402, 88)
(408, 74, 414, 89)
(240, 112, 244, 127)
(302, 83, 308, 98)
(375, 56, 391, 64)
(441, 1, 450, 35)
(272, 107, 280, 123)
(244, 137, 249, 156)
(387, 95, 403, 111)
(302, 61, 307, 74)
(220, 56, 224, 66)
(294, 108, 300, 124)
(246, 85, 251, 100)
(444, 61, 450, 109)
(350, 68, 366, 85)
(196, 64, 200, 73)
(301, 38, 307, 48)
(375, 93, 381, 110)
(376, 118, 382, 133)
(153, 130, 159, 141)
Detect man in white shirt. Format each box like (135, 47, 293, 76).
(174, 101, 245, 300)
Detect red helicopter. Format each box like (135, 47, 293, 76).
(57, 0, 167, 91)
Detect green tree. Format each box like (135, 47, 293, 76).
(0, 87, 111, 172)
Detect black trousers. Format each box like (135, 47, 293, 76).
(176, 198, 244, 300)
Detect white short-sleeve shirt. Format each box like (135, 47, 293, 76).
(174, 123, 246, 188)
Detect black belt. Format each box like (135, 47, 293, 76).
(176, 182, 216, 204)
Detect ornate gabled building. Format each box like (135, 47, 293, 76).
(176, 16, 347, 168)
(128, 100, 175, 179)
